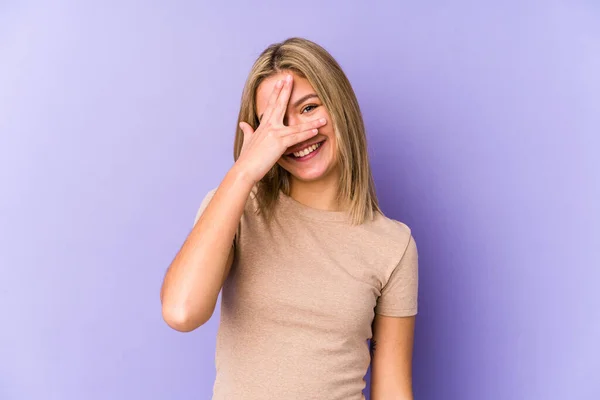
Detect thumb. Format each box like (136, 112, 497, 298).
(239, 121, 254, 136)
(239, 121, 254, 153)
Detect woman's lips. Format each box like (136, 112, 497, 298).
(286, 140, 325, 162)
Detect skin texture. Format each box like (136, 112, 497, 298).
(237, 73, 327, 186)
(254, 71, 343, 212)
(371, 315, 416, 399)
(161, 72, 326, 331)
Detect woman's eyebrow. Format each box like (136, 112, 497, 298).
(259, 93, 319, 121)
(292, 93, 319, 108)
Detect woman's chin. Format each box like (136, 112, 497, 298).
(291, 171, 327, 182)
(284, 162, 336, 183)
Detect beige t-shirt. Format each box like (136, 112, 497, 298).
(194, 186, 418, 400)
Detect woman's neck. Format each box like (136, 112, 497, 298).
(288, 168, 346, 212)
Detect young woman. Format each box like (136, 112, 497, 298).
(160, 37, 419, 400)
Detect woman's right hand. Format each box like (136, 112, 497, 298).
(236, 74, 327, 184)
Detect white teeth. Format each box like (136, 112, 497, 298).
(293, 142, 321, 158)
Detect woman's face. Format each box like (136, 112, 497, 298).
(255, 71, 338, 183)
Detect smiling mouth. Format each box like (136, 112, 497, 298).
(285, 140, 326, 160)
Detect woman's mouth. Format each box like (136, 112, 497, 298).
(286, 140, 325, 162)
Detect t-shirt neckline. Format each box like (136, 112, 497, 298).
(278, 190, 350, 222)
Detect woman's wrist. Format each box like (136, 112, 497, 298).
(229, 161, 258, 188)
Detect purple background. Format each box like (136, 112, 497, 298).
(1, 1, 599, 399)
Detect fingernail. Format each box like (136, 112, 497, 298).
(319, 118, 326, 123)
(286, 74, 292, 82)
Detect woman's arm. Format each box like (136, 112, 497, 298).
(160, 164, 254, 332)
(370, 314, 416, 400)
(160, 74, 325, 333)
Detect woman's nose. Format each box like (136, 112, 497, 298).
(284, 114, 299, 127)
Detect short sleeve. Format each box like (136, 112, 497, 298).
(375, 234, 419, 317)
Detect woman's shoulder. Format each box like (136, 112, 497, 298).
(200, 184, 260, 206)
(193, 184, 260, 225)
(361, 210, 414, 248)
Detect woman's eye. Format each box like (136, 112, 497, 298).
(301, 104, 318, 114)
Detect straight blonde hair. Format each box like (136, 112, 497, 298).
(233, 37, 380, 225)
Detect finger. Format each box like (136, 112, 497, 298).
(282, 127, 320, 148)
(284, 117, 327, 135)
(271, 74, 293, 124)
(260, 79, 284, 124)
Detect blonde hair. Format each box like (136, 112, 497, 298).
(233, 37, 380, 225)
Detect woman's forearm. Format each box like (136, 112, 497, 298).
(160, 163, 254, 332)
